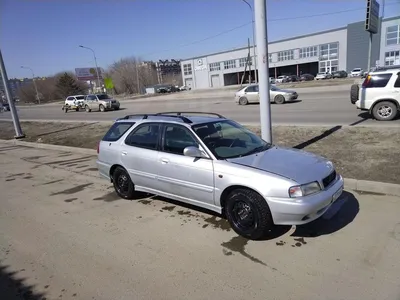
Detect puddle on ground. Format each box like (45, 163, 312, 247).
(58, 153, 72, 157)
(276, 241, 286, 246)
(64, 198, 78, 203)
(40, 179, 64, 186)
(138, 200, 152, 205)
(7, 173, 25, 178)
(85, 168, 98, 172)
(23, 175, 33, 179)
(23, 156, 46, 160)
(50, 183, 93, 196)
(76, 165, 89, 169)
(5, 178, 15, 182)
(64, 163, 78, 167)
(177, 210, 197, 218)
(203, 216, 231, 231)
(161, 206, 175, 212)
(221, 236, 267, 266)
(93, 192, 121, 202)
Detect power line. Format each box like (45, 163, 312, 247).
(144, 1, 398, 58)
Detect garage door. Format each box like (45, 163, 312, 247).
(185, 78, 193, 89)
(211, 75, 220, 88)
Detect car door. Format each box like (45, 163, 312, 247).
(157, 124, 215, 206)
(66, 96, 74, 105)
(120, 122, 162, 192)
(245, 85, 259, 103)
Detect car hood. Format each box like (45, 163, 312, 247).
(226, 146, 333, 184)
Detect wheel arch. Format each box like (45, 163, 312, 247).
(109, 164, 127, 183)
(370, 98, 400, 113)
(219, 185, 265, 211)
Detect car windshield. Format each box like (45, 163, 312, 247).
(192, 120, 271, 159)
(97, 94, 111, 100)
(352, 68, 361, 72)
(270, 85, 280, 91)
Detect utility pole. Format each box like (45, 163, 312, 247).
(247, 38, 252, 84)
(365, 0, 380, 72)
(241, 0, 258, 83)
(0, 49, 25, 138)
(79, 45, 101, 90)
(21, 66, 40, 104)
(254, 0, 272, 143)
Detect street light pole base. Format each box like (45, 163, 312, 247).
(14, 134, 26, 139)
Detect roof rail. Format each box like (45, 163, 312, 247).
(155, 111, 226, 118)
(118, 113, 192, 123)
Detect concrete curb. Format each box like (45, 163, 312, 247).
(1, 139, 399, 197)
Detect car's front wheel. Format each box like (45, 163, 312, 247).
(99, 104, 106, 112)
(274, 94, 285, 104)
(225, 188, 273, 240)
(85, 105, 91, 112)
(372, 101, 398, 121)
(112, 167, 135, 199)
(238, 97, 249, 105)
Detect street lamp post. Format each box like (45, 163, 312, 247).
(79, 45, 101, 89)
(20, 66, 40, 104)
(242, 0, 258, 84)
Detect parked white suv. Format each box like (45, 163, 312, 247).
(350, 66, 400, 121)
(65, 95, 85, 106)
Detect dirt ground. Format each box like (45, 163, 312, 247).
(1, 121, 399, 184)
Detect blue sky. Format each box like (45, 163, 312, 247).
(1, 0, 399, 78)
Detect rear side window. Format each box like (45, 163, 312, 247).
(362, 73, 392, 88)
(103, 122, 135, 142)
(394, 75, 400, 88)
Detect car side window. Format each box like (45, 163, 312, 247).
(363, 73, 392, 88)
(87, 95, 95, 101)
(394, 74, 400, 88)
(163, 125, 199, 155)
(67, 97, 74, 101)
(246, 85, 258, 93)
(125, 123, 160, 150)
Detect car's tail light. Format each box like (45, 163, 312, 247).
(97, 142, 100, 154)
(362, 75, 371, 88)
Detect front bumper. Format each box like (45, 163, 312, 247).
(267, 175, 344, 225)
(285, 93, 298, 101)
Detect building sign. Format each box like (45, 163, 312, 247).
(75, 67, 103, 81)
(194, 58, 207, 71)
(365, 0, 380, 34)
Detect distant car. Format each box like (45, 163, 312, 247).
(234, 84, 298, 105)
(275, 75, 289, 83)
(286, 75, 299, 82)
(299, 74, 314, 81)
(350, 68, 363, 77)
(269, 77, 276, 84)
(315, 72, 332, 80)
(332, 70, 348, 78)
(84, 94, 120, 112)
(179, 85, 191, 91)
(65, 95, 86, 107)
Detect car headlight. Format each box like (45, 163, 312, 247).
(289, 181, 321, 198)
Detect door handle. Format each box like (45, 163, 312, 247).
(121, 151, 127, 156)
(161, 158, 169, 164)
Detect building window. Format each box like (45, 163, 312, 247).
(319, 42, 339, 61)
(224, 59, 236, 69)
(269, 53, 272, 63)
(319, 59, 338, 73)
(183, 64, 192, 76)
(239, 57, 248, 68)
(385, 50, 400, 66)
(386, 25, 400, 46)
(299, 46, 318, 58)
(209, 62, 220, 71)
(277, 50, 294, 61)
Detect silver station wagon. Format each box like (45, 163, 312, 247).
(97, 112, 344, 240)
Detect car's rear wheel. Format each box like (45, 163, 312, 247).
(274, 94, 285, 104)
(85, 105, 91, 112)
(372, 101, 398, 121)
(239, 97, 248, 105)
(225, 188, 273, 240)
(112, 167, 135, 199)
(350, 84, 359, 104)
(99, 104, 105, 112)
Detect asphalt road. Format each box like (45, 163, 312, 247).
(1, 144, 400, 300)
(1, 87, 399, 127)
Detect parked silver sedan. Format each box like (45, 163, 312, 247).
(235, 84, 298, 105)
(96, 112, 344, 240)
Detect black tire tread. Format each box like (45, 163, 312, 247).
(226, 188, 273, 240)
(112, 166, 135, 200)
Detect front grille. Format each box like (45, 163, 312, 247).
(322, 170, 336, 188)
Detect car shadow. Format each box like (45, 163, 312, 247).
(0, 263, 47, 300)
(357, 111, 400, 121)
(246, 99, 302, 106)
(291, 191, 359, 238)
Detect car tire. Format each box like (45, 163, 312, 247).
(99, 104, 105, 112)
(112, 167, 135, 199)
(238, 97, 249, 105)
(274, 94, 285, 104)
(372, 101, 398, 121)
(75, 107, 79, 112)
(350, 84, 359, 104)
(225, 188, 273, 240)
(85, 105, 91, 112)
(114, 107, 120, 110)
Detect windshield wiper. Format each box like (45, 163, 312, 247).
(240, 144, 271, 157)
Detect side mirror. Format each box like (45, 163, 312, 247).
(183, 146, 207, 158)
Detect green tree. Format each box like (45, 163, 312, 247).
(56, 72, 85, 98)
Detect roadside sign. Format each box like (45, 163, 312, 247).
(365, 0, 380, 34)
(75, 67, 103, 81)
(104, 77, 114, 90)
